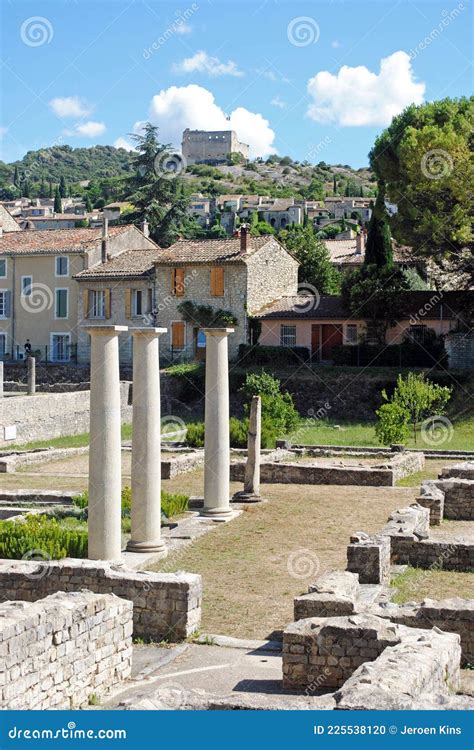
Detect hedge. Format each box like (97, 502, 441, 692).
(237, 344, 310, 366)
(331, 342, 447, 368)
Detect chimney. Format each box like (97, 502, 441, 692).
(140, 219, 150, 238)
(240, 224, 249, 254)
(356, 231, 365, 256)
(101, 215, 109, 263)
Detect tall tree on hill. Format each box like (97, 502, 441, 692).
(332, 175, 337, 194)
(13, 165, 19, 187)
(54, 187, 62, 214)
(39, 177, 47, 198)
(84, 193, 93, 212)
(126, 122, 190, 247)
(48, 181, 53, 199)
(364, 187, 393, 267)
(22, 179, 30, 198)
(59, 176, 67, 198)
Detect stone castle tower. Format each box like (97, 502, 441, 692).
(182, 129, 249, 165)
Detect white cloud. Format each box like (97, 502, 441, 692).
(74, 121, 106, 138)
(140, 84, 276, 158)
(175, 22, 192, 34)
(114, 137, 135, 151)
(271, 95, 287, 109)
(172, 51, 244, 77)
(49, 96, 92, 118)
(306, 51, 425, 127)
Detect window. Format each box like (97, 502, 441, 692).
(55, 289, 68, 319)
(51, 333, 70, 362)
(280, 325, 296, 347)
(55, 256, 69, 277)
(132, 289, 143, 317)
(210, 267, 224, 297)
(90, 290, 106, 318)
(346, 324, 358, 344)
(407, 325, 427, 343)
(0, 259, 6, 278)
(0, 291, 10, 318)
(172, 268, 185, 296)
(171, 321, 185, 350)
(21, 276, 32, 296)
(0, 333, 6, 358)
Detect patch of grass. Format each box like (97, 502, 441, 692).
(4, 423, 132, 452)
(391, 566, 474, 604)
(290, 416, 474, 452)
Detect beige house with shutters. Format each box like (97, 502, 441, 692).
(75, 229, 299, 363)
(0, 224, 155, 362)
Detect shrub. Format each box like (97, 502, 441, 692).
(375, 402, 411, 446)
(0, 515, 88, 560)
(73, 486, 188, 520)
(332, 340, 447, 368)
(240, 372, 299, 439)
(238, 344, 310, 366)
(185, 421, 205, 448)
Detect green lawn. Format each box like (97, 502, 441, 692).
(289, 417, 474, 452)
(391, 566, 474, 603)
(3, 423, 133, 452)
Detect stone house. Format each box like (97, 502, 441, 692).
(0, 223, 154, 362)
(75, 228, 299, 363)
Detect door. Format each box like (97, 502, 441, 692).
(321, 324, 343, 360)
(311, 325, 321, 361)
(51, 334, 70, 362)
(194, 328, 206, 361)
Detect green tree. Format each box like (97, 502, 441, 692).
(364, 189, 393, 267)
(59, 175, 67, 198)
(84, 193, 93, 212)
(54, 187, 62, 214)
(13, 165, 19, 187)
(332, 175, 337, 194)
(126, 122, 190, 247)
(48, 181, 53, 199)
(39, 177, 47, 198)
(369, 97, 473, 275)
(376, 372, 452, 444)
(279, 225, 341, 294)
(375, 402, 411, 446)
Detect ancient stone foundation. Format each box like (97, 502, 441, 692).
(0, 591, 132, 709)
(0, 559, 202, 642)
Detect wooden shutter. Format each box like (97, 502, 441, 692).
(210, 267, 224, 297)
(104, 289, 111, 319)
(171, 322, 185, 349)
(172, 268, 185, 296)
(4, 291, 11, 318)
(82, 290, 89, 319)
(125, 289, 132, 319)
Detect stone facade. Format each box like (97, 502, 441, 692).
(0, 591, 132, 709)
(0, 384, 132, 447)
(182, 129, 249, 165)
(0, 559, 202, 642)
(445, 332, 474, 371)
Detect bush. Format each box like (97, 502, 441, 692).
(185, 421, 205, 448)
(332, 341, 447, 368)
(0, 515, 88, 560)
(73, 486, 188, 520)
(375, 402, 411, 445)
(237, 344, 310, 366)
(240, 372, 299, 440)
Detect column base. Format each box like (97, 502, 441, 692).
(232, 490, 264, 504)
(199, 503, 235, 522)
(125, 538, 167, 555)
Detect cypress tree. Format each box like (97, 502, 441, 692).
(59, 175, 67, 198)
(364, 187, 393, 268)
(54, 187, 62, 214)
(48, 181, 53, 199)
(333, 175, 337, 194)
(13, 165, 19, 186)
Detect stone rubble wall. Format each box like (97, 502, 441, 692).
(437, 478, 474, 521)
(0, 447, 88, 474)
(0, 591, 132, 709)
(441, 461, 474, 481)
(416, 481, 445, 525)
(0, 383, 132, 447)
(391, 537, 473, 571)
(0, 559, 202, 642)
(346, 533, 391, 584)
(161, 451, 204, 479)
(334, 626, 461, 710)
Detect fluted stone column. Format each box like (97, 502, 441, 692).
(201, 328, 234, 519)
(127, 327, 167, 555)
(27, 357, 35, 395)
(86, 325, 127, 560)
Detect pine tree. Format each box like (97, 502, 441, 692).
(54, 187, 62, 214)
(279, 225, 341, 294)
(59, 176, 67, 198)
(13, 165, 19, 187)
(364, 187, 393, 268)
(333, 175, 337, 195)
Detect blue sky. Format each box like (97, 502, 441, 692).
(1, 0, 472, 167)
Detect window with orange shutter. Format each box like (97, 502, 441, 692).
(171, 321, 185, 350)
(210, 267, 224, 297)
(172, 268, 185, 296)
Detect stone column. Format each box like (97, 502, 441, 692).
(86, 325, 127, 560)
(0, 361, 3, 399)
(126, 327, 167, 555)
(244, 395, 262, 498)
(201, 328, 234, 519)
(27, 357, 35, 395)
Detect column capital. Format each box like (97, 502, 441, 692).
(84, 325, 128, 336)
(203, 327, 234, 338)
(130, 327, 167, 338)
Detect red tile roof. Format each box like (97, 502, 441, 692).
(0, 226, 134, 255)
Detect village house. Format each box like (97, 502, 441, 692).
(254, 291, 462, 363)
(74, 228, 299, 363)
(0, 222, 154, 362)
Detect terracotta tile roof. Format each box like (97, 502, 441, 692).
(75, 249, 163, 279)
(324, 239, 416, 265)
(0, 225, 133, 255)
(154, 236, 274, 265)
